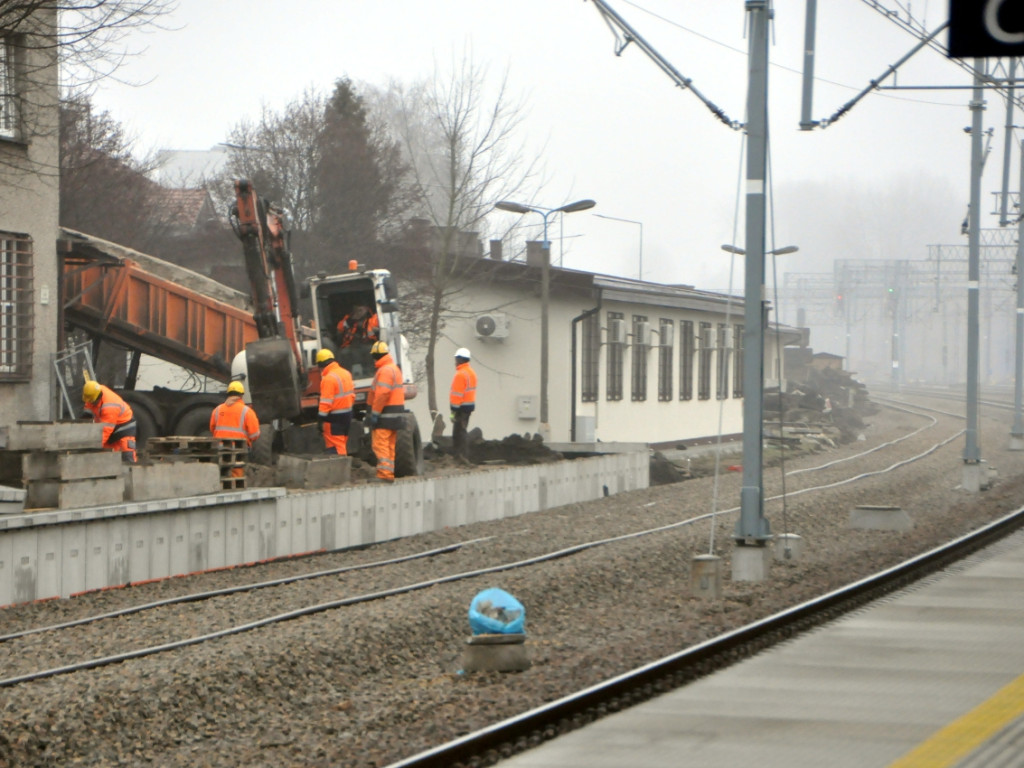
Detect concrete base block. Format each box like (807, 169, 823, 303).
(849, 505, 913, 531)
(774, 533, 804, 562)
(0, 484, 26, 515)
(1011, 435, 1024, 451)
(732, 543, 771, 582)
(690, 554, 722, 599)
(962, 461, 989, 493)
(125, 462, 221, 501)
(22, 450, 122, 482)
(276, 453, 351, 489)
(462, 633, 530, 673)
(0, 422, 103, 451)
(27, 476, 125, 510)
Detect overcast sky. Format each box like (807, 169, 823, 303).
(89, 1, 1007, 296)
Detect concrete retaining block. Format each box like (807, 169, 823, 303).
(28, 476, 125, 510)
(275, 454, 350, 489)
(22, 450, 123, 482)
(848, 505, 912, 532)
(1, 422, 103, 451)
(0, 484, 25, 515)
(125, 462, 222, 501)
(462, 633, 530, 672)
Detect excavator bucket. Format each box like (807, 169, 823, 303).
(245, 338, 302, 421)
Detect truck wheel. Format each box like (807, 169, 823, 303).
(251, 423, 275, 466)
(119, 391, 161, 451)
(172, 405, 213, 438)
(395, 413, 424, 477)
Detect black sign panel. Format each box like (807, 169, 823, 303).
(948, 0, 1024, 58)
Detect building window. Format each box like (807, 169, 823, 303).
(679, 320, 693, 401)
(716, 323, 730, 400)
(698, 321, 712, 400)
(606, 311, 624, 401)
(733, 323, 744, 398)
(0, 38, 21, 140)
(581, 312, 599, 402)
(657, 318, 673, 401)
(630, 314, 648, 402)
(0, 233, 33, 379)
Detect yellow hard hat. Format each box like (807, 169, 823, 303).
(316, 348, 335, 364)
(227, 381, 244, 395)
(82, 380, 101, 403)
(370, 340, 389, 356)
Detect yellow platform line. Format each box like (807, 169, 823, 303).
(888, 673, 1024, 767)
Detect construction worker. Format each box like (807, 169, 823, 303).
(209, 381, 260, 478)
(449, 347, 478, 463)
(82, 380, 137, 463)
(316, 348, 355, 455)
(365, 340, 405, 482)
(336, 305, 379, 348)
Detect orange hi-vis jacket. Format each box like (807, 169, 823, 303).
(368, 353, 405, 430)
(449, 362, 478, 413)
(209, 396, 261, 446)
(336, 313, 380, 347)
(318, 360, 355, 423)
(84, 385, 135, 447)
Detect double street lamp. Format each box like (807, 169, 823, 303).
(494, 198, 597, 436)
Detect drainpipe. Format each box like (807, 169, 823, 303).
(570, 290, 603, 442)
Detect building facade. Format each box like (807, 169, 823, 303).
(0, 11, 60, 422)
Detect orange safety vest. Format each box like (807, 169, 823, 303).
(209, 397, 260, 446)
(336, 313, 379, 347)
(368, 353, 405, 430)
(84, 385, 135, 447)
(318, 360, 355, 422)
(450, 362, 478, 412)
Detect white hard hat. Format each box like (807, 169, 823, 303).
(455, 347, 471, 360)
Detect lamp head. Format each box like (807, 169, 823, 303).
(557, 199, 596, 214)
(494, 200, 533, 214)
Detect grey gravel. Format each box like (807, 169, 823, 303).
(1, 399, 1022, 767)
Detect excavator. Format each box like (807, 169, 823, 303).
(60, 179, 424, 476)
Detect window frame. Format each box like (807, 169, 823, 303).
(679, 319, 694, 401)
(657, 318, 673, 402)
(0, 232, 34, 380)
(606, 311, 624, 401)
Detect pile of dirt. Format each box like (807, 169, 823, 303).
(467, 432, 564, 465)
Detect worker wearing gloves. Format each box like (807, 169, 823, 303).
(365, 340, 405, 482)
(316, 348, 355, 455)
(82, 380, 137, 463)
(449, 347, 478, 463)
(209, 381, 260, 478)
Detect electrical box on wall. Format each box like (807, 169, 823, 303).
(516, 395, 538, 419)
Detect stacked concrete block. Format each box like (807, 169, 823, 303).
(0, 484, 26, 514)
(125, 462, 222, 501)
(275, 453, 350, 489)
(22, 449, 125, 510)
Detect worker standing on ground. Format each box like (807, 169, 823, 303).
(316, 348, 355, 455)
(449, 347, 478, 464)
(365, 340, 405, 482)
(82, 380, 137, 463)
(209, 381, 260, 478)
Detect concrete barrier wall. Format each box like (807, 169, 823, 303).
(0, 452, 647, 606)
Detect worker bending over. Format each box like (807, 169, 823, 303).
(82, 380, 137, 462)
(449, 347, 478, 463)
(316, 348, 355, 455)
(209, 381, 261, 478)
(366, 340, 405, 482)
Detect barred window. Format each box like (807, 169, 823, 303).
(657, 319, 673, 401)
(679, 320, 694, 401)
(581, 312, 599, 402)
(0, 38, 21, 140)
(630, 315, 648, 402)
(698, 321, 712, 400)
(606, 311, 624, 401)
(715, 323, 730, 400)
(0, 233, 33, 379)
(733, 323, 744, 398)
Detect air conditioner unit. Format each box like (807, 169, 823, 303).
(635, 321, 651, 346)
(607, 318, 626, 344)
(475, 312, 509, 340)
(659, 323, 674, 347)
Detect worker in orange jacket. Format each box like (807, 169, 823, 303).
(209, 381, 261, 478)
(336, 305, 379, 348)
(365, 340, 405, 482)
(82, 380, 137, 462)
(449, 347, 478, 463)
(315, 348, 355, 455)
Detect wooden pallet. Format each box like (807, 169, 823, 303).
(220, 476, 246, 490)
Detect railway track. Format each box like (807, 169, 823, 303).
(2, 397, 1022, 767)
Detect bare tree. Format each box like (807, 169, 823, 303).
(379, 53, 538, 436)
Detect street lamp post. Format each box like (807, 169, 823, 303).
(495, 198, 597, 437)
(593, 213, 644, 280)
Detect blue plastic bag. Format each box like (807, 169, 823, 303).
(468, 587, 526, 635)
